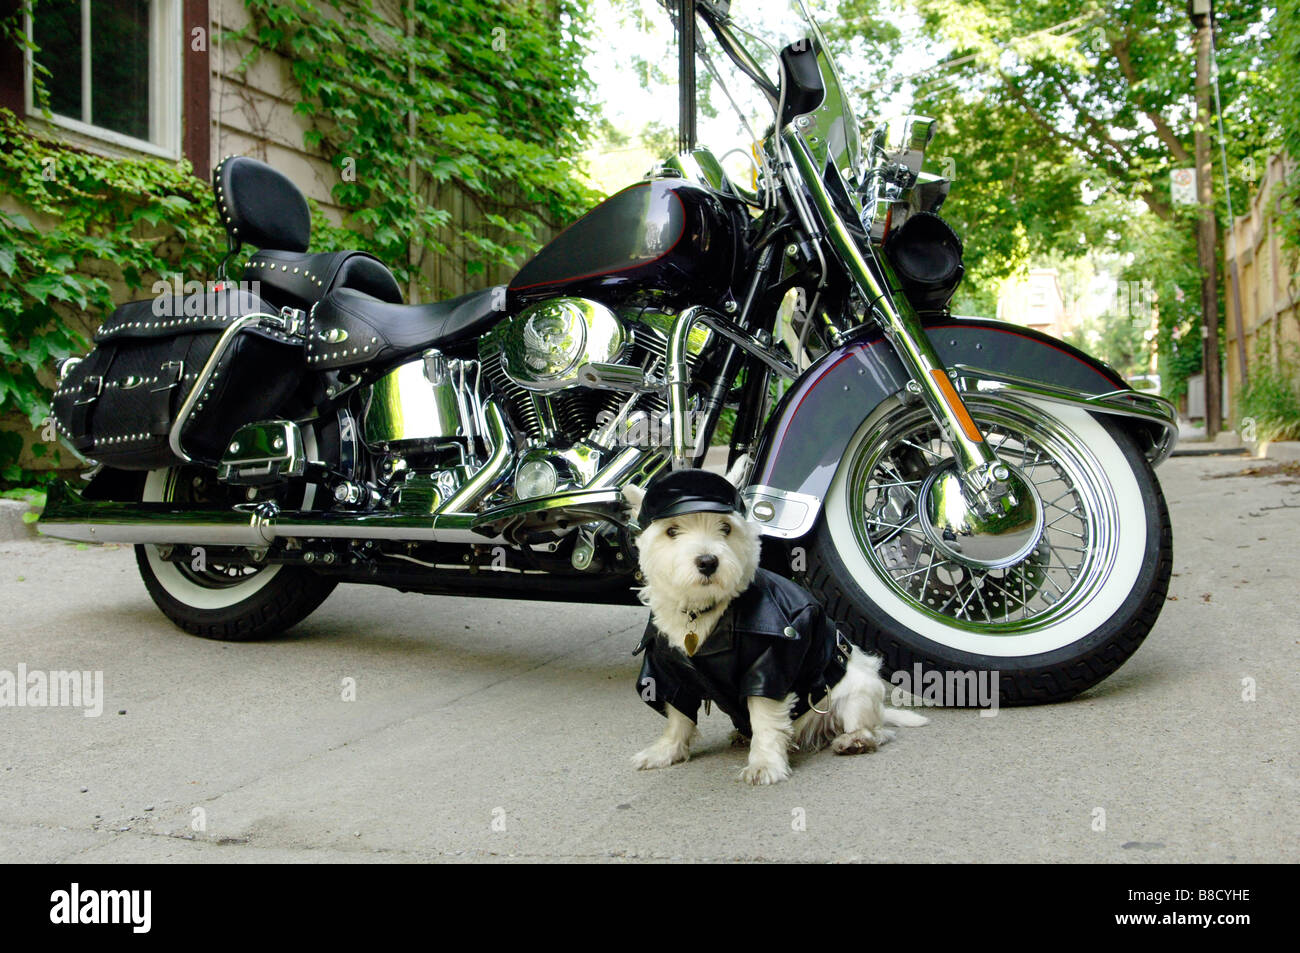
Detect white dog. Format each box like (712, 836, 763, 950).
(624, 469, 926, 785)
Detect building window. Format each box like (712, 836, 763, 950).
(25, 0, 181, 159)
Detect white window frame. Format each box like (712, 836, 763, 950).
(23, 0, 183, 160)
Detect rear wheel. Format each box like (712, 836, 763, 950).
(803, 396, 1172, 705)
(135, 435, 336, 641)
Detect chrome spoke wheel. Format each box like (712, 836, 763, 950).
(845, 398, 1120, 637)
(810, 392, 1170, 701)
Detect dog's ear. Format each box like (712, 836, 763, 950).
(621, 483, 646, 522)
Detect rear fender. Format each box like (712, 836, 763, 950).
(743, 317, 1177, 539)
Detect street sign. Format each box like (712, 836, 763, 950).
(1171, 167, 1197, 205)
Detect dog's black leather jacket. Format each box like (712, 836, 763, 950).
(634, 568, 852, 737)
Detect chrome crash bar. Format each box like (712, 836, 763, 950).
(666, 305, 798, 469)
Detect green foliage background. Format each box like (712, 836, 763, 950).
(608, 0, 1288, 405)
(1237, 342, 1300, 442)
(889, 0, 1278, 399)
(1268, 0, 1300, 251)
(0, 0, 596, 486)
(231, 0, 596, 284)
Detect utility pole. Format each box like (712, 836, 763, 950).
(1191, 0, 1221, 436)
(677, 0, 697, 154)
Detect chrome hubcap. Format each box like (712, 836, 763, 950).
(918, 460, 1044, 570)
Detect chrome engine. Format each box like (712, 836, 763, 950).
(479, 298, 707, 492)
(490, 297, 627, 391)
(338, 297, 707, 557)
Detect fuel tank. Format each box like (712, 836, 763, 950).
(507, 178, 745, 309)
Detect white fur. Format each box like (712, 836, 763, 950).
(624, 480, 926, 784)
(635, 509, 760, 653)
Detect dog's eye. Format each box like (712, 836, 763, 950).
(719, 521, 731, 536)
(665, 526, 679, 539)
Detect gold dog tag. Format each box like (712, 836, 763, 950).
(684, 632, 698, 656)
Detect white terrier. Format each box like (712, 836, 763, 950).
(624, 468, 926, 785)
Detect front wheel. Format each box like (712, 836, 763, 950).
(804, 396, 1172, 705)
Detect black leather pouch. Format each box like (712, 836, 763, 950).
(52, 288, 304, 469)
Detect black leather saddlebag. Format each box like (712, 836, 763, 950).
(52, 288, 305, 469)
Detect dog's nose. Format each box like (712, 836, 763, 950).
(695, 554, 719, 577)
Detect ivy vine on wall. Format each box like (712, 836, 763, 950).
(1270, 0, 1300, 253)
(0, 108, 229, 483)
(230, 0, 597, 288)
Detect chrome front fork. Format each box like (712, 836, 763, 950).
(779, 127, 998, 481)
(735, 127, 1045, 569)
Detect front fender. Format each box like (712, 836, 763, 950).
(743, 316, 1177, 539)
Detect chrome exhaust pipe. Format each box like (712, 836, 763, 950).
(36, 495, 510, 547)
(37, 484, 271, 546)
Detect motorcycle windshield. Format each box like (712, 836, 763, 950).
(718, 0, 861, 178)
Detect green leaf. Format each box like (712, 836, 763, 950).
(0, 0, 598, 487)
(21, 274, 63, 304)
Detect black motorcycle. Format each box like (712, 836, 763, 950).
(41, 0, 1176, 704)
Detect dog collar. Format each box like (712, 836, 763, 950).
(683, 603, 719, 621)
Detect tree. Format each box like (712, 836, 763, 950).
(833, 0, 1277, 397)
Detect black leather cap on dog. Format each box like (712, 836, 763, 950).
(639, 468, 743, 523)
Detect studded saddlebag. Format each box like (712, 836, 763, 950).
(52, 288, 305, 470)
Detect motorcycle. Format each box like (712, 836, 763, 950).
(39, 0, 1177, 704)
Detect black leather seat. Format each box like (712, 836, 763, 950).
(245, 249, 403, 312)
(306, 286, 506, 370)
(212, 155, 404, 310)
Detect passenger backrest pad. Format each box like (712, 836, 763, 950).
(212, 155, 311, 252)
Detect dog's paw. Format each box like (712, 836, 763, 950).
(632, 740, 689, 771)
(740, 758, 790, 785)
(831, 727, 891, 755)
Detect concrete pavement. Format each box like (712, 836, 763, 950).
(0, 454, 1296, 863)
